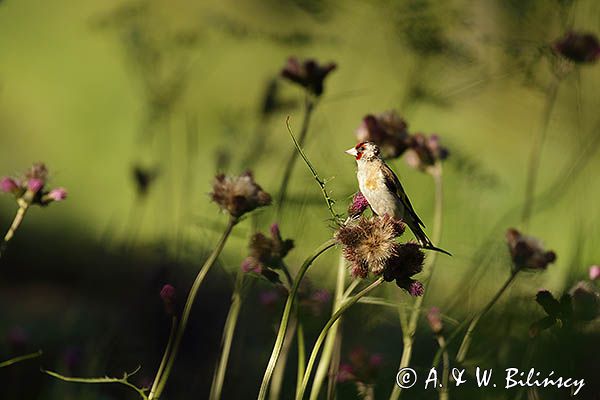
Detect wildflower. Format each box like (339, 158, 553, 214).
(211, 171, 271, 218)
(241, 223, 294, 284)
(335, 215, 425, 296)
(355, 111, 411, 159)
(569, 281, 599, 321)
(506, 228, 556, 271)
(0, 177, 19, 194)
(347, 191, 370, 218)
(404, 133, 449, 172)
(553, 31, 600, 64)
(160, 284, 177, 316)
(47, 188, 67, 202)
(589, 265, 600, 281)
(280, 57, 337, 97)
(427, 307, 443, 335)
(529, 289, 572, 337)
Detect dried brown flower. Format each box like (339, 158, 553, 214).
(506, 228, 556, 271)
(404, 133, 449, 172)
(211, 171, 271, 218)
(241, 223, 294, 284)
(553, 31, 600, 64)
(280, 57, 337, 97)
(355, 110, 411, 159)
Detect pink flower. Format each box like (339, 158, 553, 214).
(0, 177, 19, 193)
(348, 191, 370, 218)
(48, 187, 67, 201)
(27, 178, 44, 193)
(589, 265, 600, 281)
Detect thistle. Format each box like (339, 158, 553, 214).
(355, 110, 411, 159)
(211, 171, 271, 218)
(404, 133, 449, 173)
(553, 31, 600, 64)
(281, 57, 337, 97)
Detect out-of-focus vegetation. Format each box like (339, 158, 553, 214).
(0, 0, 599, 399)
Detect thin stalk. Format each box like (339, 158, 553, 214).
(0, 350, 42, 368)
(296, 322, 306, 399)
(1, 200, 29, 259)
(436, 336, 449, 400)
(150, 217, 238, 400)
(310, 254, 346, 400)
(258, 239, 336, 400)
(209, 271, 244, 400)
(455, 269, 519, 363)
(389, 163, 444, 400)
(521, 78, 560, 229)
(276, 95, 315, 216)
(148, 317, 178, 399)
(296, 277, 385, 400)
(270, 313, 298, 400)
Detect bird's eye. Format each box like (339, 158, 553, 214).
(359, 146, 365, 151)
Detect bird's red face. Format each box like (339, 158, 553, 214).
(345, 142, 379, 161)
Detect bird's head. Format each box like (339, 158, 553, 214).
(345, 141, 381, 162)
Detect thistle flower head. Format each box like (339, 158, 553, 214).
(280, 57, 337, 97)
(553, 31, 600, 64)
(530, 289, 573, 337)
(589, 265, 600, 281)
(355, 111, 411, 159)
(427, 307, 444, 334)
(404, 133, 449, 172)
(160, 284, 176, 316)
(241, 222, 294, 284)
(336, 215, 424, 295)
(1, 163, 66, 206)
(211, 171, 271, 218)
(347, 191, 370, 218)
(506, 228, 556, 271)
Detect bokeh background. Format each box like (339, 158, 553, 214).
(0, 0, 599, 399)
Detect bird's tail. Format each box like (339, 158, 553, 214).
(407, 219, 452, 256)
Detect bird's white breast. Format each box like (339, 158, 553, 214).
(356, 162, 402, 218)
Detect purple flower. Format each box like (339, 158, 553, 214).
(356, 111, 411, 159)
(48, 187, 67, 201)
(553, 31, 600, 64)
(240, 223, 294, 284)
(589, 265, 600, 281)
(281, 57, 337, 97)
(241, 257, 262, 274)
(348, 191, 370, 218)
(0, 177, 19, 193)
(427, 307, 443, 334)
(404, 133, 449, 172)
(27, 178, 44, 193)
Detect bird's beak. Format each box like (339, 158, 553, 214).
(345, 147, 358, 157)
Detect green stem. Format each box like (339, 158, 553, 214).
(269, 312, 298, 400)
(297, 277, 385, 400)
(0, 350, 42, 368)
(209, 271, 244, 400)
(276, 95, 315, 216)
(150, 217, 238, 400)
(390, 163, 444, 400)
(436, 336, 449, 400)
(521, 78, 560, 230)
(258, 239, 336, 400)
(296, 322, 306, 399)
(1, 201, 29, 259)
(148, 317, 178, 399)
(455, 269, 519, 363)
(310, 253, 346, 400)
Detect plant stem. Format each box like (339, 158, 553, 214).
(455, 269, 519, 363)
(150, 217, 238, 400)
(258, 239, 336, 400)
(209, 271, 244, 400)
(389, 163, 444, 400)
(310, 253, 346, 400)
(0, 200, 29, 259)
(296, 321, 306, 399)
(521, 78, 560, 230)
(0, 350, 42, 368)
(269, 312, 298, 400)
(148, 317, 178, 399)
(276, 95, 315, 216)
(436, 336, 449, 400)
(296, 277, 385, 400)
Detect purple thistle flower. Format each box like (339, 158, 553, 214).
(27, 178, 44, 193)
(356, 110, 411, 159)
(405, 280, 424, 297)
(0, 177, 19, 193)
(506, 228, 556, 271)
(553, 31, 600, 64)
(281, 57, 337, 97)
(241, 257, 262, 274)
(348, 191, 370, 218)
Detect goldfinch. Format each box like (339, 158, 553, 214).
(345, 141, 450, 255)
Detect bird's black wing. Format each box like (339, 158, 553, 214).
(381, 162, 426, 228)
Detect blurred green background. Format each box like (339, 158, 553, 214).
(0, 0, 599, 399)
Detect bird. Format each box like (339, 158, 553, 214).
(345, 141, 451, 256)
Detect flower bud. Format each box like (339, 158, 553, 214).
(27, 178, 44, 193)
(427, 307, 443, 334)
(0, 177, 19, 194)
(589, 265, 600, 281)
(48, 187, 68, 202)
(160, 284, 176, 316)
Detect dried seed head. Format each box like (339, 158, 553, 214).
(355, 111, 411, 159)
(404, 133, 449, 172)
(281, 57, 337, 97)
(348, 191, 370, 218)
(382, 242, 425, 296)
(427, 307, 444, 334)
(506, 228, 556, 271)
(211, 171, 271, 218)
(553, 31, 600, 64)
(241, 223, 294, 285)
